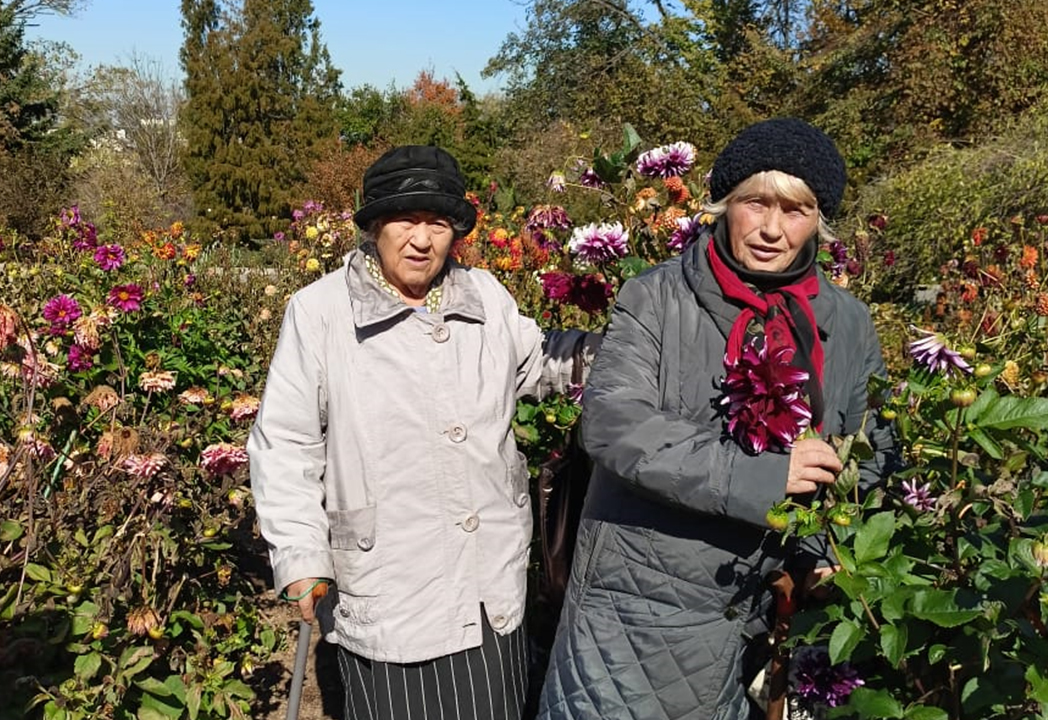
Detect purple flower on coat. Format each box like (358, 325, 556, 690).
(635, 142, 697, 178)
(569, 222, 629, 265)
(901, 478, 936, 512)
(791, 646, 864, 708)
(567, 382, 584, 405)
(668, 214, 707, 253)
(721, 338, 812, 454)
(42, 294, 82, 332)
(93, 244, 126, 271)
(908, 327, 972, 377)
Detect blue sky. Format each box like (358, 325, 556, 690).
(24, 0, 530, 94)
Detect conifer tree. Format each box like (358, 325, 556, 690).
(179, 0, 340, 242)
(0, 2, 81, 233)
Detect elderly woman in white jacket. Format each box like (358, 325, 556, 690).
(248, 145, 599, 720)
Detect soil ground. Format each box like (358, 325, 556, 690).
(252, 598, 343, 720)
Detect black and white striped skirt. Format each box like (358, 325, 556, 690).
(337, 610, 529, 720)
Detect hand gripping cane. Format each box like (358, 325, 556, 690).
(286, 581, 329, 720)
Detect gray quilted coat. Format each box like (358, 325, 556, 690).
(538, 232, 896, 720)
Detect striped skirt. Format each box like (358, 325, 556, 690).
(337, 610, 529, 720)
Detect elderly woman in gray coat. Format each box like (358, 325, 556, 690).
(249, 146, 599, 720)
(538, 118, 896, 719)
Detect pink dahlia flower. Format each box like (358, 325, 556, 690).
(42, 294, 82, 333)
(93, 244, 126, 271)
(569, 222, 629, 265)
(635, 142, 697, 179)
(721, 339, 812, 454)
(107, 283, 144, 312)
(200, 442, 249, 476)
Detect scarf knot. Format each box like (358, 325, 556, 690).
(706, 231, 825, 438)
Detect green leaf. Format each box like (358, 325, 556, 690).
(617, 256, 650, 280)
(1025, 665, 1048, 703)
(135, 677, 174, 697)
(74, 527, 89, 547)
(904, 706, 948, 720)
(855, 511, 895, 564)
(621, 123, 642, 157)
(118, 646, 155, 680)
(967, 426, 1002, 459)
(850, 430, 875, 461)
(186, 685, 202, 720)
(882, 588, 908, 622)
(829, 619, 864, 664)
(0, 519, 23, 542)
(880, 623, 908, 668)
(163, 674, 187, 704)
(74, 651, 103, 680)
(843, 687, 904, 718)
(0, 582, 19, 620)
(138, 690, 183, 718)
(832, 572, 869, 600)
(71, 601, 100, 636)
(1015, 487, 1035, 520)
(171, 610, 205, 631)
(909, 589, 981, 627)
(927, 643, 947, 664)
(25, 563, 53, 583)
(833, 543, 857, 574)
(223, 679, 255, 700)
(970, 393, 1048, 431)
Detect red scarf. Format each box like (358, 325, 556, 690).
(706, 239, 825, 421)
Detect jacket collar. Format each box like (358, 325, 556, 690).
(344, 249, 486, 328)
(681, 227, 837, 340)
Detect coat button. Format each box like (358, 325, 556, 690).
(491, 614, 508, 629)
(432, 323, 450, 343)
(357, 536, 374, 551)
(462, 514, 480, 532)
(448, 423, 467, 443)
(515, 492, 529, 508)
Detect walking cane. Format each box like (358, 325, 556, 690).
(766, 570, 797, 720)
(286, 581, 329, 720)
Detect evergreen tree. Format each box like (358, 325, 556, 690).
(179, 0, 341, 242)
(0, 2, 81, 233)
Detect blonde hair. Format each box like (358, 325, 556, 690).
(702, 170, 836, 244)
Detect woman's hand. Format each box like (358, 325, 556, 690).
(283, 578, 329, 622)
(804, 565, 839, 600)
(786, 437, 842, 494)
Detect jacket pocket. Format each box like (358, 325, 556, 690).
(508, 451, 531, 510)
(327, 506, 381, 625)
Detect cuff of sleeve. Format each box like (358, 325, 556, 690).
(724, 449, 789, 527)
(272, 549, 335, 595)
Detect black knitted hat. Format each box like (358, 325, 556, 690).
(354, 145, 477, 233)
(709, 118, 846, 219)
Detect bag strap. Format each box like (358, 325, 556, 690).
(569, 333, 587, 386)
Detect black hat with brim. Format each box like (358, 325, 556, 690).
(354, 146, 477, 234)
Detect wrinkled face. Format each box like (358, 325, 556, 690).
(726, 185, 819, 273)
(373, 211, 455, 303)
